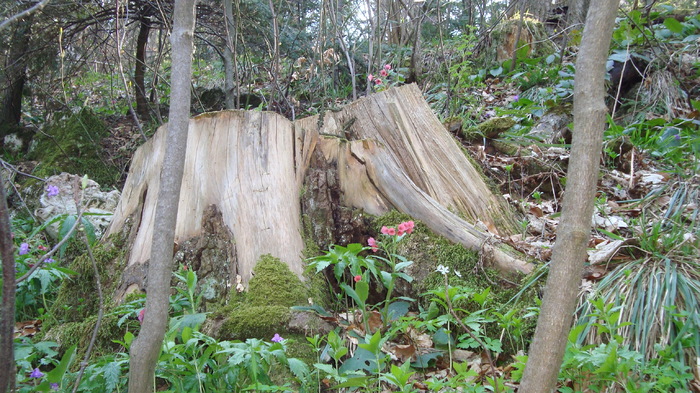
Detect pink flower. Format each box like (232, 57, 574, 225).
(374, 79, 382, 85)
(138, 308, 145, 324)
(368, 237, 378, 252)
(398, 222, 407, 235)
(380, 69, 388, 77)
(404, 221, 415, 234)
(354, 275, 362, 282)
(384, 64, 391, 70)
(386, 227, 396, 236)
(367, 74, 374, 81)
(381, 226, 390, 235)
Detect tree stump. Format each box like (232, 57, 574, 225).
(106, 84, 531, 300)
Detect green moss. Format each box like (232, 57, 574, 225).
(217, 255, 310, 339)
(28, 108, 120, 187)
(477, 117, 516, 138)
(43, 312, 126, 365)
(248, 255, 308, 307)
(221, 305, 291, 339)
(48, 234, 128, 325)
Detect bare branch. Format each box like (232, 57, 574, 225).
(0, 0, 51, 32)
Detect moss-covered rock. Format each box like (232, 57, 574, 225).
(28, 108, 121, 187)
(477, 116, 516, 139)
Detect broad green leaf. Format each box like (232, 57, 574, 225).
(333, 377, 371, 388)
(182, 326, 193, 343)
(47, 345, 76, 383)
(411, 350, 443, 369)
(663, 17, 684, 33)
(387, 301, 410, 321)
(339, 347, 378, 373)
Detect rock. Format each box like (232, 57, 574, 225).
(528, 112, 572, 144)
(477, 116, 516, 139)
(34, 173, 120, 240)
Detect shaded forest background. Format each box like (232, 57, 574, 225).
(1, 0, 700, 391)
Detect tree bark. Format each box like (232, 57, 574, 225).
(134, 14, 152, 119)
(0, 15, 32, 135)
(127, 0, 196, 391)
(568, 0, 591, 28)
(223, 0, 236, 109)
(0, 172, 17, 393)
(518, 1, 620, 392)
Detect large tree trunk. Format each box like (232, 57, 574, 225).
(107, 84, 530, 300)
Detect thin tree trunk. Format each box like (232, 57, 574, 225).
(510, 0, 525, 72)
(0, 15, 32, 135)
(268, 0, 280, 107)
(518, 1, 621, 392)
(0, 172, 17, 393)
(223, 0, 236, 109)
(127, 0, 196, 391)
(135, 16, 151, 119)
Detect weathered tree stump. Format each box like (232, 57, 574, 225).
(106, 84, 531, 300)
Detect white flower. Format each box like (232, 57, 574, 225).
(454, 270, 462, 278)
(436, 264, 450, 275)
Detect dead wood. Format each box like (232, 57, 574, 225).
(107, 84, 533, 299)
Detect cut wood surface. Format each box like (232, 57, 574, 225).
(107, 84, 532, 297)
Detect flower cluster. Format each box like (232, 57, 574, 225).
(271, 333, 284, 343)
(29, 369, 59, 390)
(367, 64, 391, 85)
(382, 220, 414, 237)
(436, 264, 462, 278)
(46, 185, 60, 197)
(367, 221, 415, 253)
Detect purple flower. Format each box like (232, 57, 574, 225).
(30, 368, 44, 378)
(513, 95, 519, 102)
(50, 382, 59, 391)
(46, 185, 60, 197)
(45, 258, 55, 264)
(674, 134, 681, 141)
(271, 333, 283, 343)
(19, 243, 29, 255)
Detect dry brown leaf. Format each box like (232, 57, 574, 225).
(392, 344, 416, 362)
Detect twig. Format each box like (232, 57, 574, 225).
(71, 229, 104, 393)
(67, 178, 104, 392)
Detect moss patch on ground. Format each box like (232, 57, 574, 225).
(28, 108, 121, 187)
(49, 235, 128, 324)
(215, 255, 310, 340)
